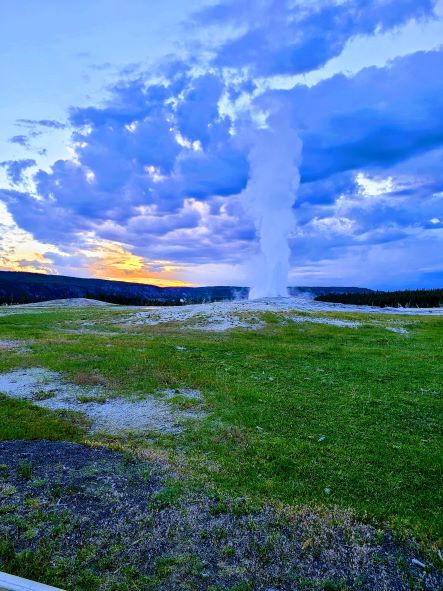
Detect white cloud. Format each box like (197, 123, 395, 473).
(355, 173, 394, 197)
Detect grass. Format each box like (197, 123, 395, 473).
(0, 394, 86, 442)
(0, 306, 441, 547)
(16, 459, 32, 480)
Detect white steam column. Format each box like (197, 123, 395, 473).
(242, 109, 302, 299)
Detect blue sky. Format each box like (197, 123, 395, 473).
(1, 0, 442, 288)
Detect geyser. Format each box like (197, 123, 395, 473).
(242, 109, 302, 299)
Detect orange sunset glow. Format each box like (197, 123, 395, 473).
(86, 241, 192, 287)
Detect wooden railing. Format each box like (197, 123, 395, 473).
(0, 571, 64, 591)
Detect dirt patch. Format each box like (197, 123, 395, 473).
(0, 440, 440, 591)
(284, 315, 361, 328)
(0, 340, 31, 353)
(119, 296, 441, 333)
(190, 316, 265, 332)
(385, 326, 409, 335)
(72, 371, 106, 386)
(0, 368, 204, 435)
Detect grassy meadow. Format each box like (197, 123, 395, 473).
(0, 306, 441, 589)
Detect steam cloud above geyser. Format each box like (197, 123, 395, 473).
(242, 110, 302, 299)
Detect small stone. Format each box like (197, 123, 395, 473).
(324, 487, 331, 495)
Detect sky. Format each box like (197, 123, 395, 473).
(1, 0, 442, 289)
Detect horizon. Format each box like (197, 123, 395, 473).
(2, 268, 442, 293)
(1, 1, 443, 290)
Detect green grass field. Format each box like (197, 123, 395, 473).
(0, 306, 442, 588)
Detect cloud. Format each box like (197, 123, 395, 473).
(16, 119, 66, 129)
(1, 5, 443, 288)
(174, 145, 248, 200)
(3, 49, 443, 279)
(289, 227, 443, 289)
(0, 159, 36, 185)
(261, 49, 443, 184)
(1, 65, 248, 250)
(84, 239, 192, 287)
(9, 135, 30, 148)
(174, 74, 225, 147)
(192, 0, 437, 76)
(0, 202, 60, 275)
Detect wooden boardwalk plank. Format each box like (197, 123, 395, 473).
(0, 571, 64, 591)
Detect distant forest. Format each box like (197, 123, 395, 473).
(0, 271, 373, 307)
(315, 289, 443, 308)
(0, 271, 248, 306)
(4, 271, 439, 308)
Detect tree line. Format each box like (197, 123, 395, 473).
(315, 289, 443, 308)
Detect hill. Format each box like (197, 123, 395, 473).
(0, 271, 372, 306)
(0, 271, 247, 305)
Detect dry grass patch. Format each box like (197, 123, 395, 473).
(72, 371, 106, 386)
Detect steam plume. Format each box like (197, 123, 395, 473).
(241, 109, 302, 299)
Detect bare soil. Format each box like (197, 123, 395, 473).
(1, 440, 441, 591)
(0, 368, 204, 435)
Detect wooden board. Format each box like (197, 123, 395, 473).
(0, 571, 64, 591)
